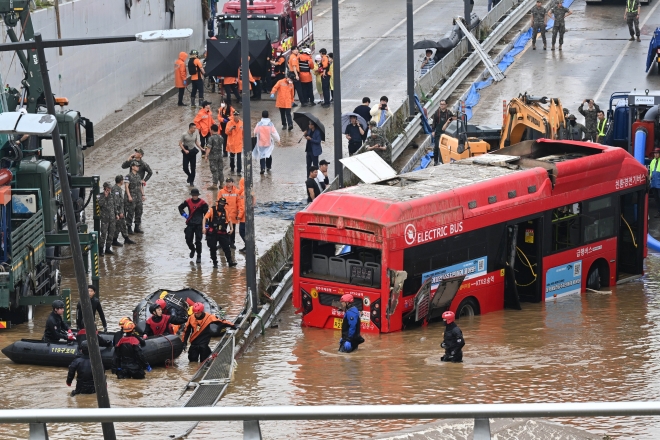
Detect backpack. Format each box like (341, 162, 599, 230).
(188, 58, 201, 77)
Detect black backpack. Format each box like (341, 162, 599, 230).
(188, 58, 201, 77)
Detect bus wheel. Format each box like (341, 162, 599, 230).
(587, 265, 602, 290)
(456, 298, 480, 319)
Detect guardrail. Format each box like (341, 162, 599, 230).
(14, 402, 660, 439)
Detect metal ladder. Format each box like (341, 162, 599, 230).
(454, 17, 505, 82)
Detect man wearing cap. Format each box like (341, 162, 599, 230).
(124, 161, 146, 234)
(97, 182, 116, 256)
(364, 121, 392, 164)
(112, 175, 135, 246)
(219, 178, 240, 249)
(121, 148, 153, 185)
(194, 101, 217, 152)
(202, 198, 237, 268)
(316, 160, 330, 191)
(178, 189, 209, 263)
(649, 149, 660, 217)
(188, 49, 206, 107)
(205, 124, 225, 190)
(566, 114, 587, 141)
(180, 123, 202, 186)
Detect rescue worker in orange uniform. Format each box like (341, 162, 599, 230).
(218, 177, 239, 248)
(188, 49, 205, 108)
(193, 101, 217, 152)
(142, 303, 187, 338)
(113, 321, 150, 379)
(225, 112, 244, 175)
(223, 75, 241, 106)
(203, 198, 237, 268)
(182, 302, 236, 362)
(298, 48, 315, 106)
(174, 52, 188, 106)
(271, 51, 286, 83)
(217, 101, 235, 157)
(288, 48, 302, 105)
(319, 48, 332, 107)
(237, 60, 256, 96)
(237, 187, 246, 254)
(270, 72, 296, 130)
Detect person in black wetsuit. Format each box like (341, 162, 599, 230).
(76, 285, 107, 332)
(338, 294, 365, 353)
(440, 311, 465, 363)
(113, 321, 150, 379)
(43, 300, 74, 343)
(67, 341, 95, 396)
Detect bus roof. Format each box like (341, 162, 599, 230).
(299, 140, 645, 230)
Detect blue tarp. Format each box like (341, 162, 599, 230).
(646, 27, 660, 72)
(254, 201, 308, 221)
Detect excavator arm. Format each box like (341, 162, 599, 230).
(0, 1, 45, 113)
(500, 94, 567, 149)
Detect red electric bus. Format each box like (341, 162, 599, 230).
(292, 140, 648, 333)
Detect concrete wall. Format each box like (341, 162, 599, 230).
(0, 0, 205, 124)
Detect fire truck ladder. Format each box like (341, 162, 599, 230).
(454, 16, 505, 82)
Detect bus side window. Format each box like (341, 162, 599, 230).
(552, 204, 581, 251)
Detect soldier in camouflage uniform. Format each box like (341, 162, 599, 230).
(530, 0, 547, 50)
(578, 99, 601, 142)
(205, 124, 225, 190)
(548, 1, 572, 50)
(121, 148, 153, 183)
(625, 0, 640, 42)
(364, 124, 392, 165)
(124, 161, 145, 234)
(98, 182, 115, 256)
(112, 175, 135, 246)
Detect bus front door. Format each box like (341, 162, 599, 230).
(617, 190, 644, 280)
(509, 217, 543, 302)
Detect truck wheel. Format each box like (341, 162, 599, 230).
(456, 297, 480, 319)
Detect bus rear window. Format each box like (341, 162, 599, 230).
(300, 238, 382, 289)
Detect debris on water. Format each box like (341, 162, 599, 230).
(420, 337, 426, 342)
(255, 201, 307, 221)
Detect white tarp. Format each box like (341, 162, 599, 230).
(339, 151, 397, 184)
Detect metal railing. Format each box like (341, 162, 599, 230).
(13, 402, 660, 439)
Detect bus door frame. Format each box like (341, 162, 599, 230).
(507, 214, 544, 303)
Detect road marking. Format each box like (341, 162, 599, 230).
(317, 0, 347, 17)
(593, 0, 660, 102)
(340, 0, 436, 72)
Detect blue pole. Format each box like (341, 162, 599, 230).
(633, 128, 660, 252)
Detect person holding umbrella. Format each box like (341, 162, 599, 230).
(253, 110, 281, 174)
(304, 120, 323, 172)
(270, 72, 296, 130)
(344, 114, 366, 156)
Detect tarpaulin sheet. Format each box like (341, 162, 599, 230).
(647, 27, 660, 72)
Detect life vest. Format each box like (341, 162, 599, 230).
(116, 336, 141, 347)
(187, 313, 221, 344)
(299, 57, 311, 73)
(146, 314, 172, 336)
(208, 206, 228, 234)
(185, 198, 207, 224)
(188, 58, 201, 78)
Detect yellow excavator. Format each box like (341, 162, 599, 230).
(437, 93, 568, 163)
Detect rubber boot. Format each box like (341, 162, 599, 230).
(558, 45, 562, 51)
(199, 98, 204, 107)
(189, 249, 195, 259)
(123, 236, 136, 244)
(127, 225, 134, 235)
(134, 226, 144, 234)
(228, 260, 238, 267)
(196, 253, 202, 264)
(99, 248, 105, 256)
(637, 36, 641, 42)
(551, 45, 555, 50)
(112, 239, 123, 247)
(213, 259, 218, 268)
(105, 246, 114, 255)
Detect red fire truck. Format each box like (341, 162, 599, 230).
(218, 0, 315, 54)
(292, 140, 648, 333)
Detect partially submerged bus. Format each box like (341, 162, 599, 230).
(292, 140, 648, 333)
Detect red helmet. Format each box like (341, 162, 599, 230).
(340, 294, 354, 303)
(442, 311, 455, 324)
(192, 302, 205, 314)
(155, 299, 166, 310)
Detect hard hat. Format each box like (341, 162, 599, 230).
(315, 54, 322, 61)
(119, 316, 131, 326)
(190, 188, 200, 196)
(218, 197, 227, 205)
(155, 299, 167, 309)
(340, 293, 354, 303)
(52, 299, 65, 309)
(80, 340, 89, 354)
(193, 302, 205, 314)
(190, 49, 199, 57)
(302, 48, 311, 54)
(122, 321, 136, 332)
(442, 310, 455, 324)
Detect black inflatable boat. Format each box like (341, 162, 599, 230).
(132, 288, 222, 322)
(1, 333, 183, 368)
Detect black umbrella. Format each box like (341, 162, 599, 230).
(341, 112, 367, 133)
(293, 112, 326, 141)
(249, 39, 272, 76)
(413, 39, 441, 50)
(206, 38, 241, 77)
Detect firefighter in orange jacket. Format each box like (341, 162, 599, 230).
(217, 101, 234, 157)
(193, 101, 217, 152)
(270, 72, 296, 130)
(223, 76, 241, 106)
(183, 303, 236, 362)
(175, 52, 188, 106)
(188, 49, 205, 108)
(225, 112, 243, 174)
(218, 177, 239, 248)
(298, 48, 315, 106)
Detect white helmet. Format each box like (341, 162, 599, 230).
(302, 48, 311, 54)
(315, 54, 322, 61)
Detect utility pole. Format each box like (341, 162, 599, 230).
(240, 0, 258, 314)
(407, 0, 415, 118)
(332, 0, 343, 187)
(34, 33, 116, 440)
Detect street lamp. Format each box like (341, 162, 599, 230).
(332, 0, 343, 187)
(0, 28, 192, 440)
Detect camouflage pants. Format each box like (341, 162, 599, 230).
(114, 216, 127, 240)
(208, 155, 224, 185)
(125, 199, 143, 228)
(532, 23, 546, 46)
(552, 24, 565, 45)
(627, 15, 640, 37)
(585, 130, 598, 142)
(99, 217, 115, 249)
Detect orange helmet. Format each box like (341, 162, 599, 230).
(442, 311, 455, 324)
(122, 321, 136, 332)
(118, 317, 131, 327)
(192, 302, 205, 314)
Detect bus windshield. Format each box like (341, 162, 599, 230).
(218, 19, 279, 40)
(300, 238, 382, 289)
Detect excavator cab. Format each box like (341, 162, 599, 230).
(499, 93, 567, 149)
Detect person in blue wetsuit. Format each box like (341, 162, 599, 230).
(338, 294, 365, 353)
